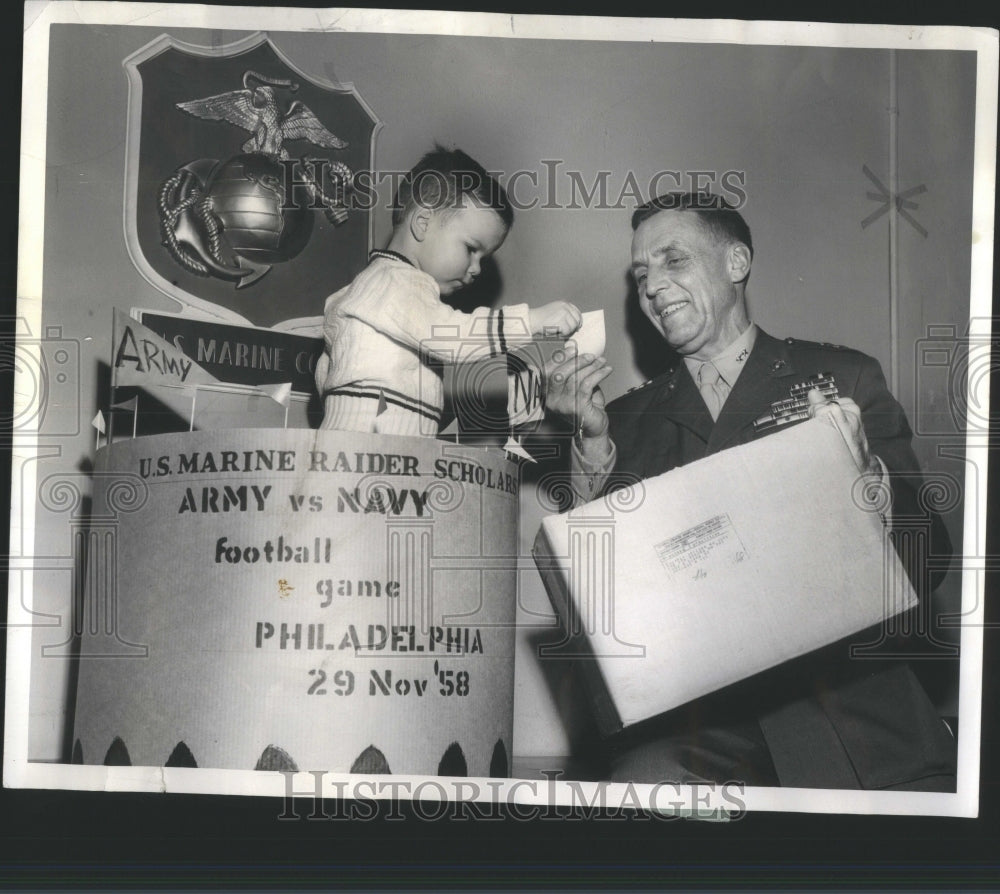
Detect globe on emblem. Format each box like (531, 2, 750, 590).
(206, 154, 313, 265)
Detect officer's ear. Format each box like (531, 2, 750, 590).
(727, 242, 752, 284)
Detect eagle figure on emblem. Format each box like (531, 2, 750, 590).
(159, 71, 355, 288)
(177, 70, 349, 160)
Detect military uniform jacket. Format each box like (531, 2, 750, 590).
(601, 329, 955, 789)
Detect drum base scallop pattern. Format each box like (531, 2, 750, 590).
(73, 736, 510, 777)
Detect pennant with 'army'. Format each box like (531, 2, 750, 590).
(112, 309, 221, 391)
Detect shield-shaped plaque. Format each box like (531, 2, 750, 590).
(124, 32, 379, 330)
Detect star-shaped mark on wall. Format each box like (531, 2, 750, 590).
(861, 165, 928, 238)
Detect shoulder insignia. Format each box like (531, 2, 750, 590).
(784, 335, 852, 353)
(626, 379, 653, 394)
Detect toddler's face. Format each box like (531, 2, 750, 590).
(418, 204, 508, 295)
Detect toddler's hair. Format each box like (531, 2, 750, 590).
(392, 146, 514, 230)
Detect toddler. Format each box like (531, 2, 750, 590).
(315, 147, 580, 435)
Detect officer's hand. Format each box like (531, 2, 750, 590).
(806, 389, 880, 477)
(544, 344, 613, 438)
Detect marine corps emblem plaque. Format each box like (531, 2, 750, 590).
(124, 32, 379, 332)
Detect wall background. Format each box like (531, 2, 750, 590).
(27, 24, 977, 763)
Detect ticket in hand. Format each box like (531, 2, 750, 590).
(569, 310, 606, 358)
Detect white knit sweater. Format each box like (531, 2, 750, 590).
(316, 254, 531, 436)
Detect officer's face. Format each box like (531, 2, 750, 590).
(631, 210, 749, 358)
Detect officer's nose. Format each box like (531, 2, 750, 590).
(645, 272, 667, 299)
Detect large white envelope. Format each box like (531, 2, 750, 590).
(533, 418, 918, 735)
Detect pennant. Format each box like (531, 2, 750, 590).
(109, 310, 295, 428)
(376, 389, 388, 417)
(110, 394, 139, 439)
(507, 364, 545, 428)
(258, 382, 293, 407)
(112, 309, 219, 390)
(503, 435, 536, 463)
(91, 411, 106, 434)
(112, 309, 224, 425)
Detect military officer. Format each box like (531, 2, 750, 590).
(544, 191, 956, 790)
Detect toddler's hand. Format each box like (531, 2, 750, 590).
(529, 302, 583, 338)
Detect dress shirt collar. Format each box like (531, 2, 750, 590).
(682, 323, 759, 388)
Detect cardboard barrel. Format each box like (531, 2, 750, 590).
(72, 430, 520, 776)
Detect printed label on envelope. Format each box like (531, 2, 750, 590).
(654, 514, 749, 579)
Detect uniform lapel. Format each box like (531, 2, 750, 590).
(706, 330, 800, 455)
(648, 363, 715, 446)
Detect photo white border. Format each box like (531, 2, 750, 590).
(8, 1, 997, 819)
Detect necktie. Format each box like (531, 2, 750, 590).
(698, 361, 730, 421)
